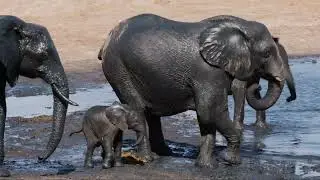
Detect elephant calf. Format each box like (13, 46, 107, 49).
(69, 102, 145, 169)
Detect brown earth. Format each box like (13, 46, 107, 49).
(1, 0, 320, 73)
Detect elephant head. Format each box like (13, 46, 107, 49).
(106, 103, 129, 131)
(0, 16, 78, 162)
(199, 16, 285, 110)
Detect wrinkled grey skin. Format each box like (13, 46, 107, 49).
(0, 16, 78, 177)
(69, 102, 146, 169)
(98, 14, 285, 168)
(232, 37, 296, 130)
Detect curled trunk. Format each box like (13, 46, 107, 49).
(246, 80, 285, 111)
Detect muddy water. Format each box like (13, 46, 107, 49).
(3, 57, 320, 178)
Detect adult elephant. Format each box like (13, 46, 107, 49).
(231, 37, 296, 130)
(0, 16, 78, 176)
(98, 14, 285, 167)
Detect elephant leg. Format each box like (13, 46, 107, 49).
(0, 81, 10, 177)
(195, 122, 217, 168)
(195, 89, 241, 166)
(101, 149, 105, 161)
(146, 113, 172, 156)
(254, 110, 268, 129)
(104, 60, 153, 163)
(113, 131, 123, 167)
(101, 136, 114, 169)
(194, 92, 220, 168)
(134, 112, 154, 163)
(231, 80, 246, 131)
(253, 91, 268, 129)
(83, 128, 98, 168)
(84, 142, 96, 168)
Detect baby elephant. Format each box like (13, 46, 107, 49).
(69, 102, 145, 169)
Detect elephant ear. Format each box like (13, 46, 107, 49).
(106, 106, 128, 131)
(0, 16, 24, 87)
(199, 22, 252, 79)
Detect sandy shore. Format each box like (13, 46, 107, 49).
(1, 0, 320, 73)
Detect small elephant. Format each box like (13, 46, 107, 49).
(69, 102, 145, 169)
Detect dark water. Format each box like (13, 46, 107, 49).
(3, 57, 320, 177)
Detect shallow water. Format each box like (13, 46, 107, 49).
(4, 56, 320, 177)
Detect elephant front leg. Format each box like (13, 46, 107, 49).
(195, 90, 241, 166)
(252, 91, 269, 129)
(113, 131, 124, 167)
(101, 136, 114, 169)
(254, 110, 268, 129)
(195, 123, 217, 168)
(135, 130, 153, 163)
(231, 80, 247, 131)
(0, 83, 10, 177)
(0, 92, 6, 165)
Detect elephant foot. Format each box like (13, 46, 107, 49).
(0, 167, 10, 177)
(195, 155, 217, 168)
(151, 152, 160, 160)
(252, 121, 269, 129)
(219, 144, 241, 165)
(102, 160, 113, 169)
(84, 162, 94, 168)
(151, 143, 172, 156)
(114, 160, 124, 167)
(233, 121, 244, 131)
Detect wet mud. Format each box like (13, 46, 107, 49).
(2, 57, 320, 179)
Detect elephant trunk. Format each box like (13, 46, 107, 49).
(280, 48, 296, 102)
(132, 133, 144, 147)
(246, 79, 285, 111)
(285, 67, 296, 102)
(37, 54, 77, 162)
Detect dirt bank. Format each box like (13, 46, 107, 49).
(1, 0, 320, 73)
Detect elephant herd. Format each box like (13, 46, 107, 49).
(0, 13, 297, 176)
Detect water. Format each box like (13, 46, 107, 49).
(4, 56, 320, 177)
(6, 84, 118, 118)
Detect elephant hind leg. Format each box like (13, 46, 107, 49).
(83, 127, 98, 168)
(145, 112, 172, 156)
(103, 57, 153, 162)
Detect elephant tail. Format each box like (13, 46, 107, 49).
(69, 128, 83, 137)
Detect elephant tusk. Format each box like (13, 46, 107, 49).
(52, 84, 79, 106)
